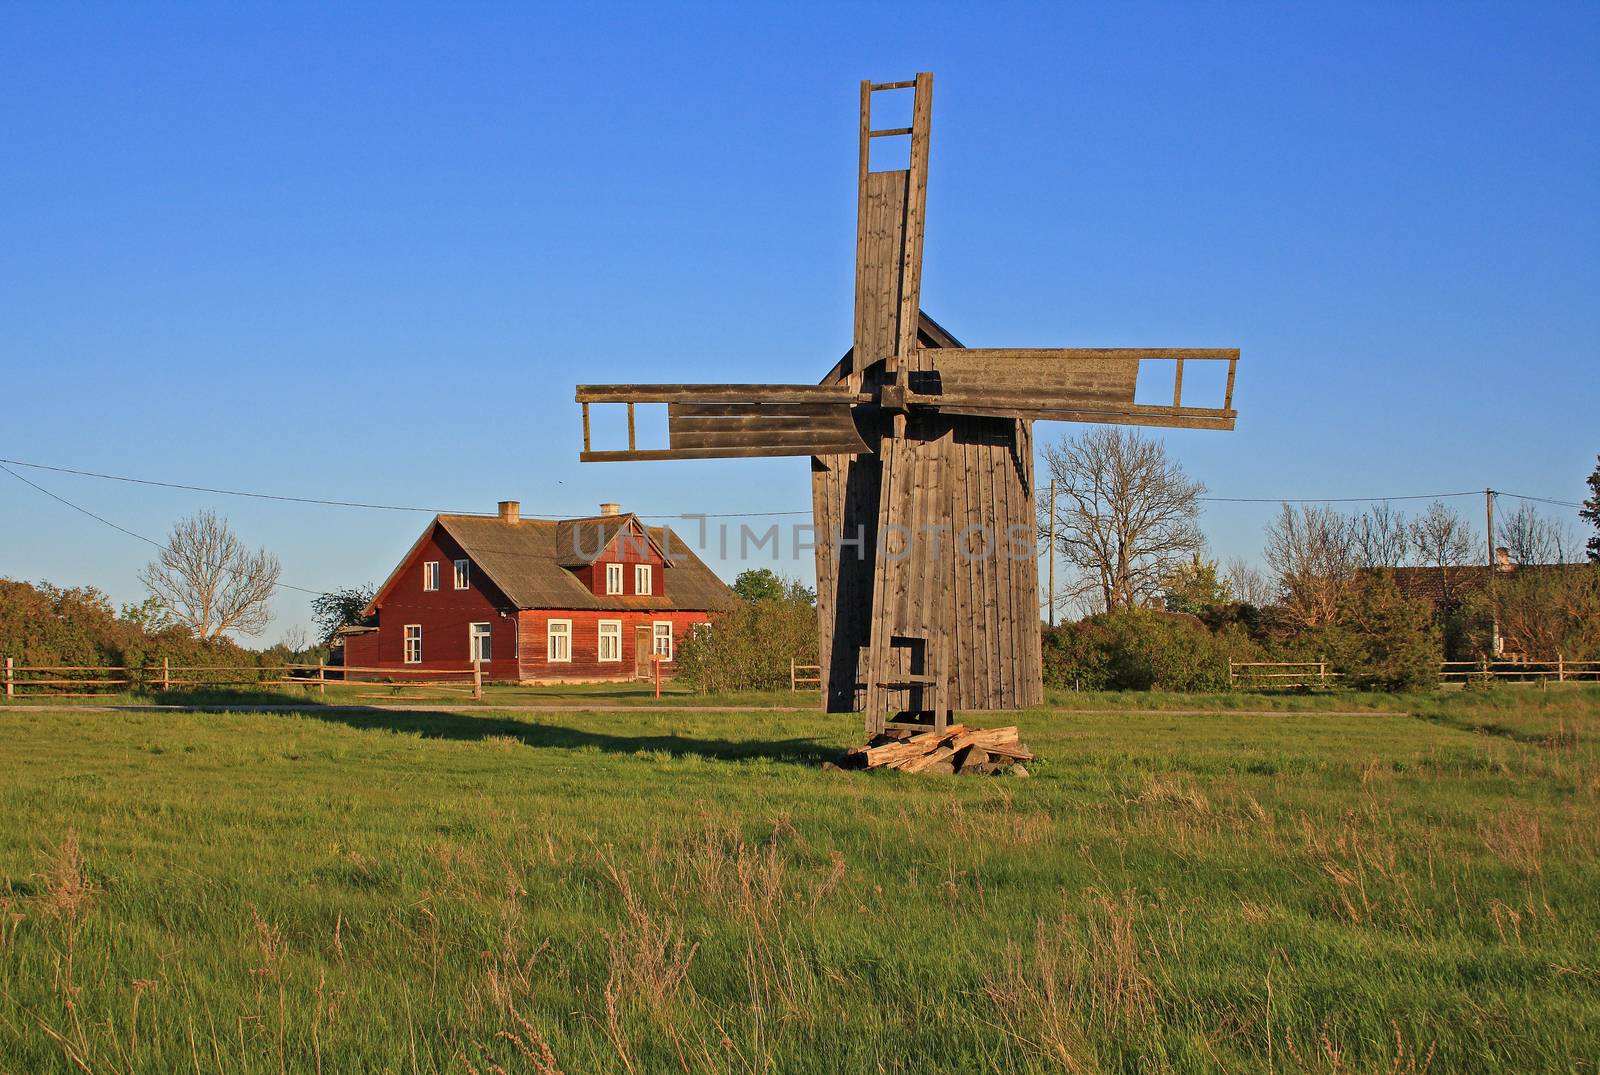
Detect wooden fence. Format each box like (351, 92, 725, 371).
(789, 658, 822, 692)
(1230, 657, 1600, 689)
(1228, 660, 1335, 689)
(3, 658, 484, 700)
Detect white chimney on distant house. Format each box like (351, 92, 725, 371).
(599, 502, 621, 516)
(498, 500, 520, 524)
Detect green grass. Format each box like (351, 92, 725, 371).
(1, 690, 1597, 1073)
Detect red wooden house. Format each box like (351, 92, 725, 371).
(342, 501, 736, 682)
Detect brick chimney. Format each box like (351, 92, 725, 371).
(599, 502, 621, 516)
(498, 500, 520, 524)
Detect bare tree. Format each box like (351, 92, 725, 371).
(1224, 556, 1277, 608)
(139, 511, 281, 640)
(1038, 428, 1206, 613)
(1409, 500, 1478, 606)
(1353, 503, 1411, 568)
(1262, 504, 1356, 627)
(1497, 501, 1577, 565)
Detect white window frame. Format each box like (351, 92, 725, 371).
(403, 624, 422, 664)
(652, 621, 673, 660)
(453, 559, 470, 590)
(546, 619, 572, 663)
(597, 619, 622, 663)
(634, 563, 653, 595)
(469, 622, 493, 663)
(422, 561, 440, 591)
(605, 563, 623, 595)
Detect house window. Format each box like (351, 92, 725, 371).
(454, 559, 470, 589)
(547, 619, 571, 662)
(635, 564, 653, 595)
(598, 620, 622, 662)
(690, 622, 711, 641)
(423, 561, 440, 591)
(605, 563, 623, 595)
(469, 622, 493, 663)
(404, 624, 422, 664)
(653, 621, 673, 660)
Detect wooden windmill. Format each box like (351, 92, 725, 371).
(577, 73, 1239, 737)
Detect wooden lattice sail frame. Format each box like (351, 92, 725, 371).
(576, 74, 1239, 736)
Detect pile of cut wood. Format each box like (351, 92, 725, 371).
(843, 724, 1032, 776)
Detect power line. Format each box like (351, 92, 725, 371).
(1, 462, 331, 597)
(1495, 490, 1583, 509)
(0, 456, 809, 519)
(0, 453, 1585, 519)
(1197, 490, 1482, 505)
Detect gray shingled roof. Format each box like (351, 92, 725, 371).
(433, 513, 735, 613)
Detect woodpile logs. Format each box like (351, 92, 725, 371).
(842, 724, 1032, 776)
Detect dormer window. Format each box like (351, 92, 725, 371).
(605, 563, 623, 595)
(454, 559, 470, 589)
(634, 563, 653, 595)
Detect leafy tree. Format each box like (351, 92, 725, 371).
(1323, 571, 1440, 691)
(1158, 554, 1230, 615)
(1582, 455, 1600, 563)
(731, 568, 786, 603)
(119, 596, 174, 633)
(310, 584, 376, 645)
(730, 568, 814, 606)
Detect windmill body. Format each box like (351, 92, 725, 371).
(577, 74, 1239, 736)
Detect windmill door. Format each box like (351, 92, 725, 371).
(634, 626, 653, 679)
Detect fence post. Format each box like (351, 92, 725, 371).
(1557, 653, 1564, 683)
(473, 660, 482, 701)
(162, 657, 170, 691)
(790, 657, 796, 692)
(4, 657, 11, 699)
(1319, 656, 1327, 688)
(318, 661, 326, 697)
(1228, 661, 1234, 689)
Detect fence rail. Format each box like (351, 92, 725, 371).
(3, 657, 485, 700)
(1230, 656, 1600, 689)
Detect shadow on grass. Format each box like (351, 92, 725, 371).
(297, 705, 840, 767)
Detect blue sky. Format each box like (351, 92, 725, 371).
(2, 2, 1596, 642)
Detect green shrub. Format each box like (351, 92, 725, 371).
(674, 595, 817, 694)
(1321, 571, 1440, 691)
(1043, 609, 1257, 692)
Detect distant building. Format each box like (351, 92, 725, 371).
(343, 501, 736, 682)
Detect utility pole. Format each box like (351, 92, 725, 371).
(1486, 487, 1500, 658)
(1485, 488, 1495, 566)
(1047, 478, 1057, 627)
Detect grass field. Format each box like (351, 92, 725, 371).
(1, 689, 1597, 1073)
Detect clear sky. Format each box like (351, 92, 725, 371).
(2, 2, 1596, 643)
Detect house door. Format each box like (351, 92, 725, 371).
(634, 626, 653, 679)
